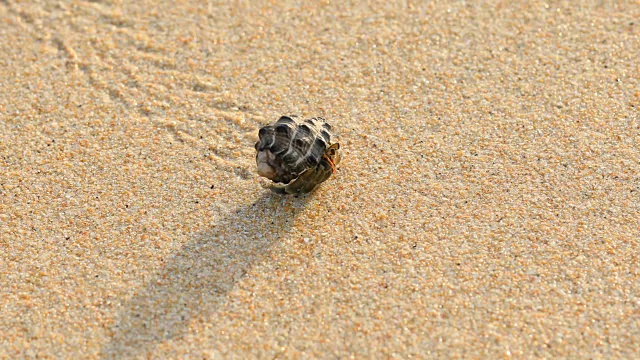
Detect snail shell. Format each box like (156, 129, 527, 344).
(255, 115, 334, 185)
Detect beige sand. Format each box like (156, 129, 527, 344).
(1, 1, 639, 358)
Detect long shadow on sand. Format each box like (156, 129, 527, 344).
(101, 191, 310, 358)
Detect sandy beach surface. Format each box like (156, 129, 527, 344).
(1, 1, 639, 358)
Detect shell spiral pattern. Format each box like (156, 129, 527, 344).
(255, 115, 340, 194)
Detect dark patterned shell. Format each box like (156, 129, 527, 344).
(255, 115, 333, 184)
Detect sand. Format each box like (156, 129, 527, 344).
(1, 0, 639, 358)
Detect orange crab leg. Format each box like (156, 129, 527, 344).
(323, 153, 336, 173)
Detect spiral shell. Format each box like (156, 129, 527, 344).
(255, 115, 337, 190)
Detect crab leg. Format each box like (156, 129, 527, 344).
(322, 153, 336, 174)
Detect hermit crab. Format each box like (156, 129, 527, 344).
(255, 115, 340, 194)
